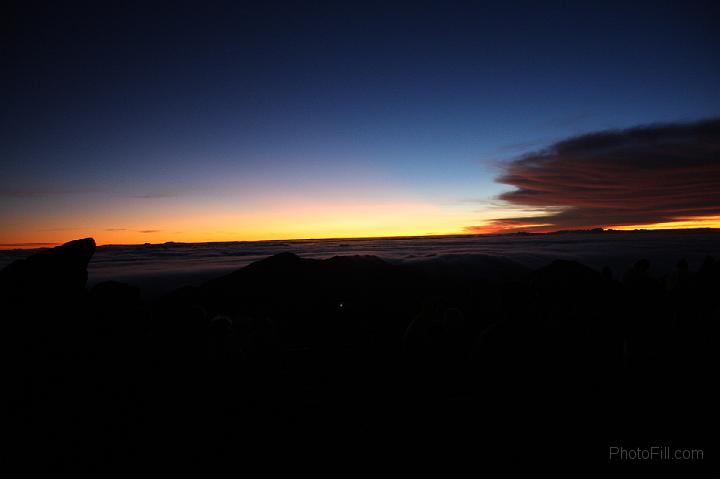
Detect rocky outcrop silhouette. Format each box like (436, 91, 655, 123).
(0, 237, 95, 300)
(4, 239, 99, 472)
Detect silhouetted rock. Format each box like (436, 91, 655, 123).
(0, 237, 95, 300)
(2, 237, 97, 352)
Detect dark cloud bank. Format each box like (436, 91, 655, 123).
(469, 117, 720, 232)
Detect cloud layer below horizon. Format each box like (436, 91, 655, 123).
(468, 118, 720, 233)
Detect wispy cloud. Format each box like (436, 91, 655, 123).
(38, 227, 84, 232)
(0, 242, 59, 248)
(104, 228, 159, 233)
(469, 118, 720, 232)
(0, 186, 96, 198)
(129, 192, 181, 199)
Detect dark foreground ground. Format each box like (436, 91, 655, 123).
(4, 238, 719, 475)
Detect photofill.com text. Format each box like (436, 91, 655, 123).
(609, 445, 704, 461)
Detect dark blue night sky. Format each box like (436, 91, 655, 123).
(2, 1, 719, 244)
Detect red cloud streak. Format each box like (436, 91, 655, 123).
(468, 118, 720, 233)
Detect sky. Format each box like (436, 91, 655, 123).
(2, 0, 719, 246)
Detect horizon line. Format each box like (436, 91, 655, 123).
(2, 227, 719, 251)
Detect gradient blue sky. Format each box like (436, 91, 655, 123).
(2, 1, 719, 245)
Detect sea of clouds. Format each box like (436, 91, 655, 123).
(2, 230, 719, 295)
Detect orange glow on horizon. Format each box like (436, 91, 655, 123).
(0, 200, 484, 249)
(608, 216, 720, 231)
(3, 207, 719, 250)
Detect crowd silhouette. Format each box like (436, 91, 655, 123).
(4, 238, 718, 473)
